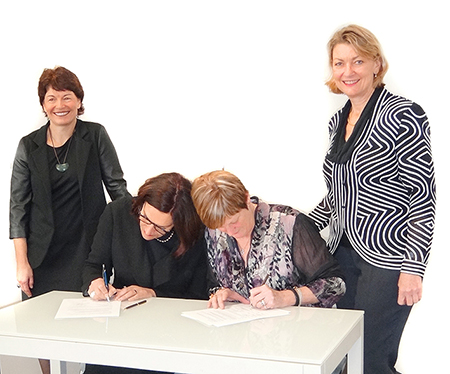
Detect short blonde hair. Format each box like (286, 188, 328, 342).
(325, 24, 388, 94)
(191, 170, 248, 229)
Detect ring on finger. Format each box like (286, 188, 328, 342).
(260, 299, 266, 307)
(90, 291, 96, 298)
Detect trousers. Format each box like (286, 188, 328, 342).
(334, 241, 412, 374)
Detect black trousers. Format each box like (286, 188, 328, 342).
(334, 242, 412, 374)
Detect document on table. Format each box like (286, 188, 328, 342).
(182, 304, 290, 327)
(55, 298, 121, 319)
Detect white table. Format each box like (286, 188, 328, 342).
(0, 291, 363, 374)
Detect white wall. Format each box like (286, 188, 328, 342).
(1, 1, 448, 373)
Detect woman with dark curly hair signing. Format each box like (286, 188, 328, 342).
(83, 172, 208, 374)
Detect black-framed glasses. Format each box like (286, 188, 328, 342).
(138, 211, 173, 236)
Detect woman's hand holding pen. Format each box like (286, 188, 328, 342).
(208, 288, 249, 309)
(250, 285, 317, 309)
(88, 278, 116, 301)
(250, 285, 297, 309)
(89, 280, 156, 301)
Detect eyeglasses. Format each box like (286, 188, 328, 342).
(138, 211, 173, 236)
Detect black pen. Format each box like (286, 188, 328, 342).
(124, 300, 147, 310)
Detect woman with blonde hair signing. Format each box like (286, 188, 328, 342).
(309, 25, 436, 374)
(191, 170, 345, 310)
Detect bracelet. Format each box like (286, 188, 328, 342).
(294, 286, 302, 306)
(209, 286, 223, 299)
(287, 287, 299, 306)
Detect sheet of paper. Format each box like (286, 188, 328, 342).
(55, 298, 121, 319)
(182, 303, 290, 327)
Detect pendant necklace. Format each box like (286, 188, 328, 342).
(48, 127, 74, 173)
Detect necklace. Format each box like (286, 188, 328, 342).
(238, 238, 251, 258)
(156, 230, 174, 243)
(48, 127, 74, 172)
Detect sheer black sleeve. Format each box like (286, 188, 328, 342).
(291, 213, 345, 307)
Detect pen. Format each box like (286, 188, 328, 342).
(102, 264, 110, 302)
(124, 300, 147, 310)
(262, 274, 269, 285)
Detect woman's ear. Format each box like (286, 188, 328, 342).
(246, 192, 251, 207)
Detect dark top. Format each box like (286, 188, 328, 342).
(82, 196, 208, 300)
(9, 119, 130, 297)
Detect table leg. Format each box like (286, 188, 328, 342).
(346, 335, 363, 374)
(50, 360, 67, 374)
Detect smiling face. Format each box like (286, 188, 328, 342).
(42, 87, 81, 128)
(332, 43, 381, 106)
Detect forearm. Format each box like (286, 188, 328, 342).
(14, 238, 34, 297)
(14, 238, 29, 267)
(305, 277, 345, 308)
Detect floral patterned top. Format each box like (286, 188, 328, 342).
(205, 197, 345, 308)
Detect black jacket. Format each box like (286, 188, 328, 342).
(82, 196, 208, 300)
(9, 119, 130, 268)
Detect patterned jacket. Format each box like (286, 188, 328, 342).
(309, 88, 436, 277)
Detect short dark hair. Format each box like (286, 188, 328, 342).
(38, 66, 85, 115)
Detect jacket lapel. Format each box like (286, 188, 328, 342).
(73, 120, 91, 191)
(30, 124, 52, 206)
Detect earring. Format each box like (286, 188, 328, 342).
(374, 73, 378, 78)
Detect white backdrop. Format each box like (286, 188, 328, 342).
(1, 1, 448, 372)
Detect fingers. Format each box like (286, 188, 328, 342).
(115, 286, 151, 301)
(17, 267, 34, 297)
(208, 289, 227, 309)
(397, 273, 423, 306)
(208, 288, 250, 309)
(19, 281, 33, 298)
(398, 289, 422, 306)
(88, 278, 111, 301)
(249, 285, 272, 309)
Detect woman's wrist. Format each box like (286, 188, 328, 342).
(209, 286, 224, 298)
(287, 286, 302, 306)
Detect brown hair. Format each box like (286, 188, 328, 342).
(191, 170, 248, 229)
(38, 66, 85, 115)
(131, 173, 204, 257)
(325, 24, 388, 94)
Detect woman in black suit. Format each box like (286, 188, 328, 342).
(83, 172, 208, 302)
(10, 66, 130, 374)
(10, 66, 129, 298)
(82, 173, 207, 374)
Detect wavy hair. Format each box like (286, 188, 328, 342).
(131, 173, 204, 257)
(325, 24, 388, 94)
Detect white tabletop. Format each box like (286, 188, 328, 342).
(0, 291, 363, 374)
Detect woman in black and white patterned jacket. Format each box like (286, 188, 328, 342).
(309, 24, 436, 374)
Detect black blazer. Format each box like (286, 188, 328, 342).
(82, 196, 208, 300)
(9, 119, 130, 268)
